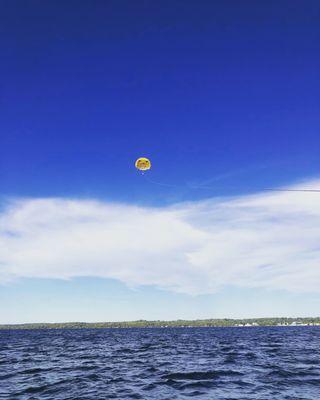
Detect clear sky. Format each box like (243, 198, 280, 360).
(1, 1, 320, 323)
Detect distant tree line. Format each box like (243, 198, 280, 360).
(1, 317, 320, 330)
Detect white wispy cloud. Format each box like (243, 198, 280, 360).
(1, 179, 320, 294)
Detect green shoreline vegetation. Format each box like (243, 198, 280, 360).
(1, 318, 320, 330)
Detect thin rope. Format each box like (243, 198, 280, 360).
(142, 174, 179, 188)
(264, 189, 320, 193)
(139, 173, 320, 193)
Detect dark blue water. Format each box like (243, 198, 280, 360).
(1, 327, 320, 399)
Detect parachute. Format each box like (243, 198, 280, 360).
(135, 157, 151, 172)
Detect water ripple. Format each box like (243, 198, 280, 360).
(1, 327, 320, 399)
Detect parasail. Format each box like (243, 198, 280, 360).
(135, 157, 151, 171)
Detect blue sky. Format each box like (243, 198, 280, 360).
(1, 1, 320, 323)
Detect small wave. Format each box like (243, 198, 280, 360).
(21, 367, 46, 374)
(184, 390, 207, 396)
(17, 384, 51, 395)
(180, 380, 217, 389)
(141, 383, 157, 391)
(85, 373, 101, 380)
(244, 352, 257, 359)
(163, 370, 243, 380)
(127, 393, 143, 399)
(267, 369, 320, 378)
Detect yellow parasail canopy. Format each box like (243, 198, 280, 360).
(135, 157, 151, 171)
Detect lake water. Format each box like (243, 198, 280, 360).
(1, 327, 320, 399)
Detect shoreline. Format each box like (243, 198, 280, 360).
(1, 317, 320, 330)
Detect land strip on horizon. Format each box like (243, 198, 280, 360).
(1, 317, 320, 330)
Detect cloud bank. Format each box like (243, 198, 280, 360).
(1, 180, 320, 294)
